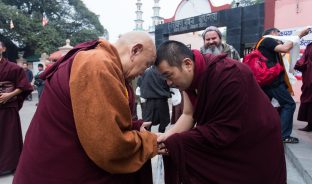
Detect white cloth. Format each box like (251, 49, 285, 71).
(153, 155, 164, 184)
(170, 88, 182, 106)
(135, 87, 146, 103)
(135, 87, 141, 96)
(282, 54, 297, 85)
(263, 35, 300, 73)
(271, 98, 280, 108)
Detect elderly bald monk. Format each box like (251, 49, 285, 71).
(13, 31, 158, 184)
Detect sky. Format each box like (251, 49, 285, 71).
(81, 0, 232, 42)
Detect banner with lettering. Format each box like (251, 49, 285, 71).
(279, 26, 312, 51)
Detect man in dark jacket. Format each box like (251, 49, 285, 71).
(139, 66, 171, 133)
(22, 62, 33, 101)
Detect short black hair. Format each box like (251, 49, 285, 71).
(38, 63, 44, 67)
(263, 28, 280, 36)
(155, 40, 194, 67)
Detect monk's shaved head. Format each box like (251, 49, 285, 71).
(114, 31, 156, 80)
(117, 31, 154, 46)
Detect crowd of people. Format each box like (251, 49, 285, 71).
(0, 25, 311, 183)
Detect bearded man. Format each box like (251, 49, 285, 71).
(200, 26, 240, 60)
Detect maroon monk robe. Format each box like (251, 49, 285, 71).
(0, 58, 32, 174)
(13, 40, 155, 184)
(295, 43, 312, 123)
(164, 50, 286, 184)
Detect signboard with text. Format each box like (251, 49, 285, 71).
(279, 26, 312, 50)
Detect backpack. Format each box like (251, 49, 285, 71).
(34, 71, 44, 86)
(34, 78, 44, 86)
(242, 38, 283, 86)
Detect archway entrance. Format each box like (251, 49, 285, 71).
(155, 3, 265, 56)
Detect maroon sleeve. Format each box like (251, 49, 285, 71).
(132, 119, 144, 131)
(294, 57, 307, 72)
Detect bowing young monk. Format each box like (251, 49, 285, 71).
(13, 31, 157, 184)
(156, 40, 286, 184)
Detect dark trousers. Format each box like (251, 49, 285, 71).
(37, 85, 44, 99)
(263, 83, 296, 139)
(142, 98, 170, 133)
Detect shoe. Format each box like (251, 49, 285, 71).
(298, 124, 312, 132)
(283, 136, 299, 144)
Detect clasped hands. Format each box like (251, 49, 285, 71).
(0, 92, 14, 104)
(139, 121, 169, 155)
(157, 133, 169, 155)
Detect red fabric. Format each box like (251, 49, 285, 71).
(164, 50, 286, 183)
(184, 50, 209, 108)
(125, 82, 143, 130)
(0, 109, 23, 173)
(0, 58, 33, 109)
(295, 43, 312, 104)
(243, 50, 283, 86)
(295, 43, 312, 123)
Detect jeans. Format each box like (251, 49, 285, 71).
(263, 83, 296, 139)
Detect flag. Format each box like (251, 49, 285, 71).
(10, 19, 14, 29)
(42, 13, 48, 27)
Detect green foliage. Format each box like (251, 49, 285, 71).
(0, 0, 106, 56)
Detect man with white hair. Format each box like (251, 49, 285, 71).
(200, 26, 240, 60)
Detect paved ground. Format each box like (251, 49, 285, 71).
(0, 93, 306, 183)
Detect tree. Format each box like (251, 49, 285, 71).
(0, 0, 107, 57)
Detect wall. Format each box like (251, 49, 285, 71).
(275, 0, 312, 29)
(169, 32, 203, 50)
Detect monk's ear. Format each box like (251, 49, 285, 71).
(131, 43, 143, 56)
(182, 58, 193, 71)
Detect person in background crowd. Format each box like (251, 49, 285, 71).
(140, 66, 171, 133)
(22, 62, 33, 101)
(0, 40, 33, 176)
(34, 63, 45, 104)
(257, 27, 310, 143)
(295, 42, 312, 132)
(200, 26, 240, 60)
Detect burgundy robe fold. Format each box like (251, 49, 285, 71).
(295, 43, 312, 123)
(164, 50, 286, 184)
(0, 58, 32, 173)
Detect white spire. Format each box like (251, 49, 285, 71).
(134, 0, 144, 31)
(150, 0, 164, 32)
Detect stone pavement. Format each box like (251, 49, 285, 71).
(284, 104, 312, 184)
(0, 93, 309, 184)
